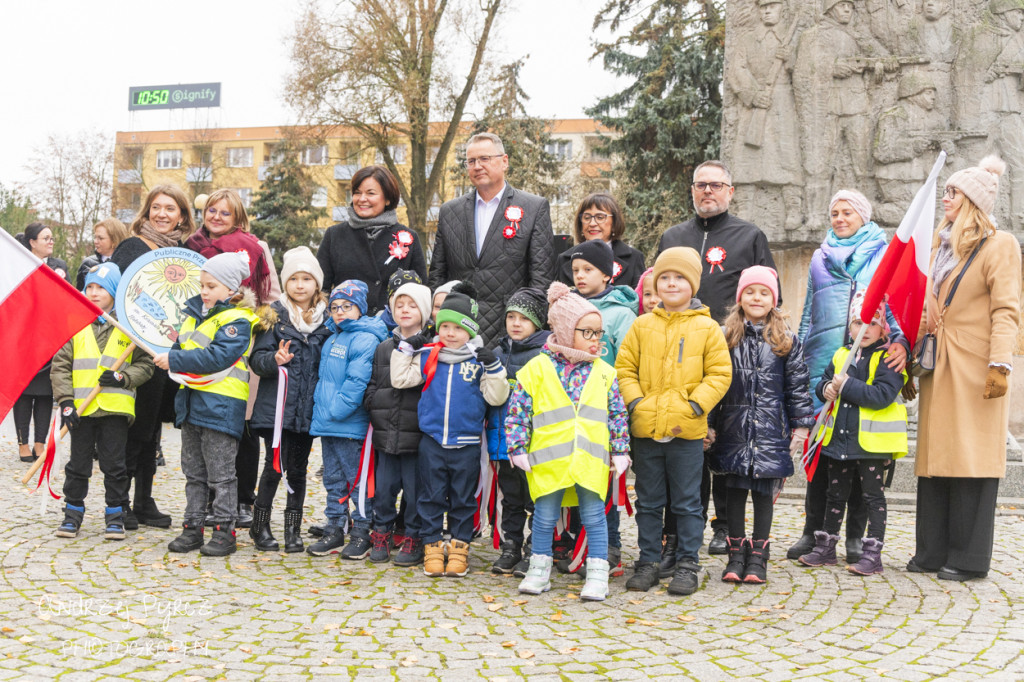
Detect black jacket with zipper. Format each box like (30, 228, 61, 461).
(363, 333, 424, 455)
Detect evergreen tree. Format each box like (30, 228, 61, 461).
(588, 0, 725, 258)
(249, 150, 326, 270)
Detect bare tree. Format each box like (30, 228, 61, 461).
(286, 0, 503, 239)
(27, 130, 113, 269)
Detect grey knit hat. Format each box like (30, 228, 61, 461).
(201, 252, 250, 292)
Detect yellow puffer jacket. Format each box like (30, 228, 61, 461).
(615, 304, 732, 440)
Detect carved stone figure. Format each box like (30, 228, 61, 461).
(726, 0, 804, 230)
(864, 0, 915, 53)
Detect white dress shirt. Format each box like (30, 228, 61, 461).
(474, 183, 506, 256)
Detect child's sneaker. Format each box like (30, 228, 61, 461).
(445, 540, 470, 577)
(200, 524, 237, 557)
(341, 527, 373, 560)
(394, 536, 424, 566)
(369, 530, 392, 563)
(491, 540, 522, 575)
(423, 541, 446, 577)
(104, 506, 126, 541)
(667, 562, 701, 596)
(55, 504, 85, 538)
(518, 554, 553, 594)
(608, 546, 625, 578)
(513, 539, 533, 577)
(307, 526, 346, 556)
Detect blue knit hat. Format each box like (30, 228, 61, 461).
(330, 279, 369, 315)
(83, 262, 122, 300)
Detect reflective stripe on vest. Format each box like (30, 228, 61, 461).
(516, 355, 616, 505)
(822, 347, 908, 458)
(176, 308, 260, 401)
(71, 325, 135, 417)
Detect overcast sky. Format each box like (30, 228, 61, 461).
(0, 0, 627, 189)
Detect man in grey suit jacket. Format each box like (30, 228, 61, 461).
(428, 132, 556, 345)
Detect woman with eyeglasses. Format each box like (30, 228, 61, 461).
(557, 193, 645, 289)
(76, 218, 129, 290)
(316, 165, 427, 316)
(910, 156, 1020, 582)
(12, 222, 69, 463)
(785, 189, 910, 565)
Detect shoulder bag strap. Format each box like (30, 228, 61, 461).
(941, 237, 988, 311)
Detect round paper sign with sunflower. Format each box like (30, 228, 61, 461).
(115, 247, 207, 352)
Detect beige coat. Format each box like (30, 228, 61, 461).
(917, 229, 1021, 478)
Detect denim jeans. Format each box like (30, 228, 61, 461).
(633, 437, 704, 564)
(531, 486, 608, 561)
(321, 436, 368, 530)
(181, 423, 239, 526)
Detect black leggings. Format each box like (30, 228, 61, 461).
(726, 487, 774, 541)
(14, 394, 51, 445)
(824, 458, 888, 541)
(256, 431, 313, 512)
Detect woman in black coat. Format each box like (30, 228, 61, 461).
(316, 165, 427, 315)
(556, 192, 645, 289)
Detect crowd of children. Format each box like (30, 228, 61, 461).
(53, 235, 912, 599)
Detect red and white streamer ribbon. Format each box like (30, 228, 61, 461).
(355, 425, 375, 519)
(271, 367, 292, 494)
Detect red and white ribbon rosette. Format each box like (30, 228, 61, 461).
(705, 246, 727, 273)
(612, 261, 623, 282)
(503, 205, 524, 239)
(396, 230, 414, 246)
(272, 367, 294, 494)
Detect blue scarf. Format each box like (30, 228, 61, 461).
(821, 222, 887, 279)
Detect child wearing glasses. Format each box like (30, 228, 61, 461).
(507, 282, 630, 601)
(616, 247, 732, 596)
(308, 280, 389, 557)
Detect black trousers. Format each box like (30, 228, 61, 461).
(256, 430, 313, 512)
(914, 476, 999, 574)
(123, 371, 166, 510)
(726, 487, 774, 540)
(235, 422, 260, 506)
(63, 415, 129, 509)
(823, 458, 888, 541)
(14, 394, 51, 445)
(496, 459, 533, 545)
(802, 457, 867, 539)
(373, 450, 421, 536)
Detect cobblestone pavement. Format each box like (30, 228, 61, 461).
(2, 424, 1024, 680)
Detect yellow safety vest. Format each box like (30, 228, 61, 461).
(71, 324, 135, 417)
(822, 347, 908, 458)
(176, 307, 260, 402)
(516, 355, 616, 506)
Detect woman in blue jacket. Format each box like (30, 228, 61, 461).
(788, 190, 909, 563)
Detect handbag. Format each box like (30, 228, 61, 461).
(911, 237, 987, 377)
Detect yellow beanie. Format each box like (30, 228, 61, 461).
(653, 247, 702, 296)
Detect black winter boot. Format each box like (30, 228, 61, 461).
(308, 525, 345, 556)
(283, 510, 304, 554)
(786, 533, 815, 560)
(845, 537, 864, 564)
(342, 526, 373, 560)
(55, 504, 85, 538)
(721, 537, 748, 583)
(743, 539, 770, 584)
(236, 503, 253, 529)
(123, 500, 139, 531)
(660, 534, 678, 578)
(168, 522, 205, 553)
(200, 523, 237, 557)
(491, 540, 522, 574)
(249, 505, 279, 552)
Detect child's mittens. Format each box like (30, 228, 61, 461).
(475, 346, 498, 368)
(789, 428, 809, 460)
(612, 454, 631, 477)
(510, 454, 532, 472)
(98, 370, 128, 388)
(983, 366, 1010, 400)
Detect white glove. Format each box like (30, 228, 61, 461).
(612, 454, 631, 477)
(510, 454, 531, 472)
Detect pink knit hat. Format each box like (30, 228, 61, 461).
(945, 155, 1006, 216)
(547, 281, 600, 347)
(635, 267, 655, 314)
(736, 265, 780, 308)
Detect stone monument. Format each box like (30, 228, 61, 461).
(722, 0, 1024, 243)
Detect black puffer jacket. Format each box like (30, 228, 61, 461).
(556, 239, 646, 289)
(428, 185, 555, 346)
(249, 302, 332, 433)
(363, 334, 423, 455)
(709, 322, 815, 480)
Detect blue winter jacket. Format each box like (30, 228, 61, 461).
(310, 315, 389, 439)
(587, 285, 638, 365)
(170, 294, 255, 440)
(709, 322, 816, 480)
(485, 329, 551, 460)
(798, 223, 907, 410)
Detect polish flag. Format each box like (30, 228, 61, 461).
(0, 230, 104, 420)
(860, 151, 946, 348)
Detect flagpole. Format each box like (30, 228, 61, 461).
(807, 322, 869, 449)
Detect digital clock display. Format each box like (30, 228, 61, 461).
(128, 83, 221, 111)
(133, 89, 170, 107)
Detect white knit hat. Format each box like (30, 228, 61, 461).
(391, 282, 432, 331)
(280, 246, 324, 291)
(945, 155, 1006, 216)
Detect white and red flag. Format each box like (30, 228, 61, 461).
(858, 151, 946, 345)
(0, 230, 104, 420)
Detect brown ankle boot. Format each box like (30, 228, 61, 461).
(423, 541, 446, 577)
(446, 540, 470, 577)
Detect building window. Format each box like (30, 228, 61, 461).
(226, 147, 254, 168)
(545, 140, 572, 161)
(302, 145, 329, 166)
(231, 188, 253, 208)
(375, 144, 407, 165)
(311, 186, 328, 208)
(156, 150, 182, 169)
